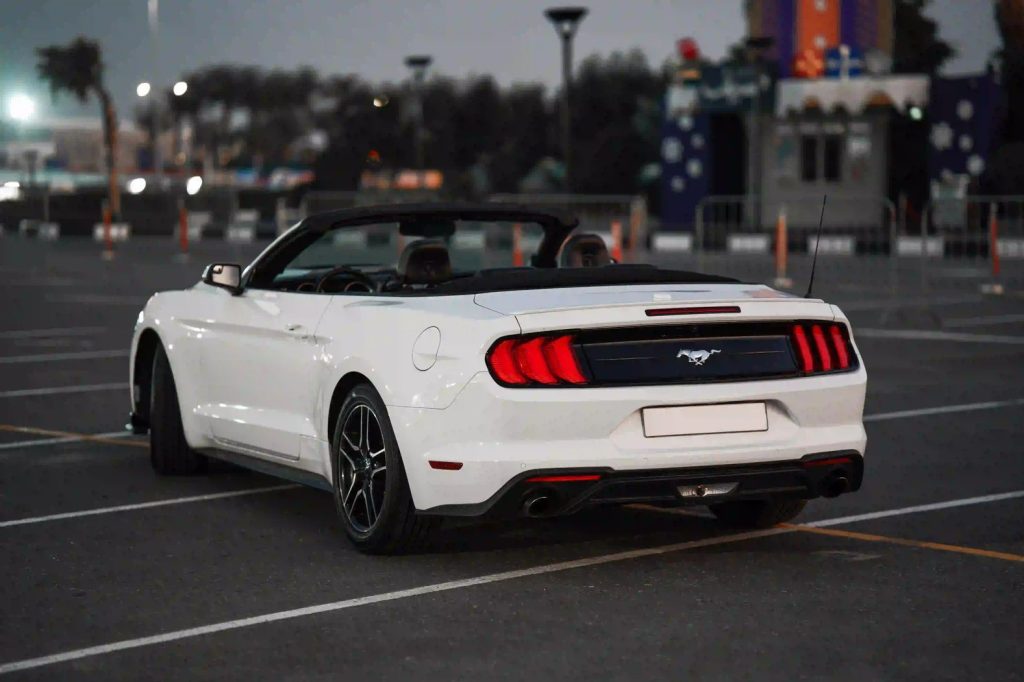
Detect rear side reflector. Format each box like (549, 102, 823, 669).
(525, 474, 602, 483)
(791, 323, 855, 375)
(487, 334, 589, 387)
(429, 460, 464, 471)
(645, 305, 741, 317)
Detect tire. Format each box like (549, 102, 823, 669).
(331, 383, 437, 554)
(150, 344, 205, 475)
(709, 498, 807, 529)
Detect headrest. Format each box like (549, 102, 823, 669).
(559, 233, 611, 268)
(397, 238, 452, 285)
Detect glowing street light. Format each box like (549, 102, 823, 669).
(7, 93, 36, 122)
(172, 81, 188, 97)
(137, 82, 152, 97)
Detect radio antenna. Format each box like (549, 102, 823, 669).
(805, 195, 827, 298)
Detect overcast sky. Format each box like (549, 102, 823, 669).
(1, 0, 1001, 120)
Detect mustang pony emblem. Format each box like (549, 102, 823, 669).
(676, 348, 721, 366)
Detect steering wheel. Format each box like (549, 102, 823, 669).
(314, 266, 378, 294)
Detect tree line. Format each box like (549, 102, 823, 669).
(160, 52, 665, 198)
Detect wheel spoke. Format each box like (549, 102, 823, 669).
(341, 431, 360, 456)
(338, 444, 359, 469)
(360, 405, 369, 452)
(364, 486, 376, 525)
(370, 463, 386, 478)
(343, 472, 360, 511)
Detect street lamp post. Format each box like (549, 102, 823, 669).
(744, 35, 774, 231)
(404, 55, 432, 172)
(544, 6, 587, 193)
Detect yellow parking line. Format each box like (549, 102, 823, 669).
(0, 424, 147, 449)
(784, 524, 1024, 563)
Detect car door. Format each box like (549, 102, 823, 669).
(198, 286, 331, 460)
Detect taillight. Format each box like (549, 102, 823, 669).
(791, 323, 854, 375)
(488, 339, 527, 385)
(487, 334, 589, 387)
(829, 325, 850, 369)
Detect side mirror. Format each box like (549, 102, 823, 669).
(202, 263, 243, 294)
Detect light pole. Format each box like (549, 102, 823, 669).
(404, 55, 432, 172)
(544, 6, 587, 192)
(744, 35, 773, 231)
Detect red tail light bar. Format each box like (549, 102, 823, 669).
(790, 323, 854, 374)
(487, 334, 589, 387)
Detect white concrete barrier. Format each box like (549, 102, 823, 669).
(452, 230, 486, 250)
(727, 233, 771, 254)
(997, 238, 1024, 259)
(897, 236, 944, 257)
(226, 209, 259, 243)
(652, 232, 694, 253)
(19, 219, 61, 240)
(807, 235, 856, 256)
(332, 230, 368, 248)
(91, 223, 131, 242)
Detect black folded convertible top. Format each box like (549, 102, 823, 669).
(426, 264, 737, 295)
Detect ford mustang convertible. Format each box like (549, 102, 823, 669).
(128, 204, 867, 553)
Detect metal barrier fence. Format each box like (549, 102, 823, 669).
(681, 195, 898, 300)
(920, 195, 1024, 296)
(489, 193, 648, 251)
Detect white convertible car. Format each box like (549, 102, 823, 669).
(129, 204, 866, 552)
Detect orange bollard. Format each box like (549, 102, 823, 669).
(178, 200, 189, 255)
(773, 205, 791, 288)
(610, 220, 623, 262)
(983, 202, 1004, 294)
(512, 223, 524, 266)
(102, 201, 114, 260)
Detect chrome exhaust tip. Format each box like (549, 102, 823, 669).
(522, 494, 553, 518)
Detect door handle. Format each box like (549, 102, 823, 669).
(285, 323, 304, 332)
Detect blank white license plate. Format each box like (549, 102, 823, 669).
(641, 403, 768, 438)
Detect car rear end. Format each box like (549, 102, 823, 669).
(391, 284, 866, 518)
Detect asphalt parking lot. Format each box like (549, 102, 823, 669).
(1, 237, 1022, 680)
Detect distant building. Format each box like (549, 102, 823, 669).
(661, 0, 1001, 232)
(1, 117, 146, 186)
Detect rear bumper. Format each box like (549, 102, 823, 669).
(391, 367, 868, 513)
(426, 451, 864, 518)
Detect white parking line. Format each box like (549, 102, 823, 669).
(0, 349, 128, 365)
(864, 397, 1024, 422)
(806, 490, 1024, 528)
(855, 328, 1024, 344)
(0, 383, 124, 398)
(2, 488, 1022, 675)
(0, 485, 301, 529)
(942, 313, 1024, 328)
(0, 431, 132, 452)
(0, 326, 106, 339)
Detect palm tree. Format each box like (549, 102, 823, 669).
(36, 37, 121, 216)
